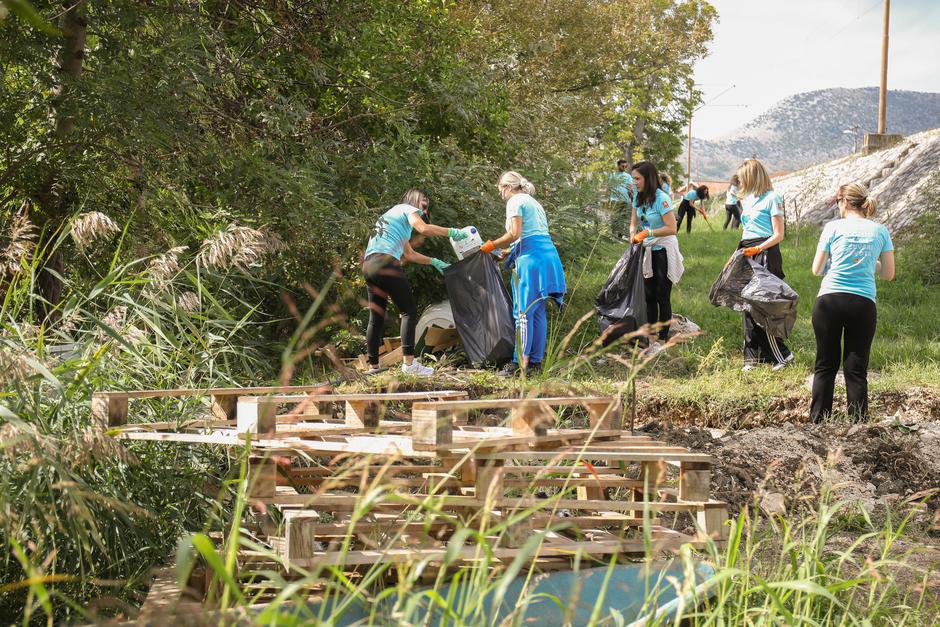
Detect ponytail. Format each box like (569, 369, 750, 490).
(838, 183, 876, 218)
(498, 171, 535, 195)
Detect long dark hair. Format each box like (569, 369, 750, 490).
(696, 185, 710, 200)
(631, 161, 660, 208)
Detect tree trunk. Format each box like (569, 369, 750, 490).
(37, 1, 87, 320)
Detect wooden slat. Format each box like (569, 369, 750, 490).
(94, 385, 334, 400)
(475, 450, 714, 463)
(240, 391, 468, 404)
(413, 396, 616, 412)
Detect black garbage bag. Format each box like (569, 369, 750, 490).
(595, 243, 648, 346)
(709, 249, 798, 338)
(444, 252, 515, 366)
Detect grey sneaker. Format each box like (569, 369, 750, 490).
(401, 360, 434, 376)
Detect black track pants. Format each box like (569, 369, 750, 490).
(643, 248, 673, 341)
(810, 292, 877, 422)
(363, 254, 417, 366)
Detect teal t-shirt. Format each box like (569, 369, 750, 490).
(683, 190, 698, 202)
(608, 172, 635, 203)
(817, 217, 893, 302)
(636, 188, 673, 251)
(506, 193, 550, 239)
(741, 191, 785, 240)
(727, 185, 739, 205)
(364, 203, 421, 260)
(661, 182, 671, 196)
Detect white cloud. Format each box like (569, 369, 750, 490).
(693, 0, 940, 139)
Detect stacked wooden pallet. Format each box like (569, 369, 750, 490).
(102, 387, 728, 608)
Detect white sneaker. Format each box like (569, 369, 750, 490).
(647, 341, 664, 356)
(772, 354, 794, 371)
(742, 363, 756, 372)
(401, 360, 434, 376)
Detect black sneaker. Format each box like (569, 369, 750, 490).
(526, 362, 542, 375)
(497, 362, 519, 378)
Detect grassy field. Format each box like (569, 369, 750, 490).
(540, 220, 940, 420)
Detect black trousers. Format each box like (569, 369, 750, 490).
(644, 248, 672, 341)
(737, 238, 792, 364)
(363, 254, 417, 366)
(810, 293, 877, 422)
(676, 200, 695, 233)
(723, 203, 741, 230)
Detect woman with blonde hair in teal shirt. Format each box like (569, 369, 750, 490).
(810, 183, 894, 422)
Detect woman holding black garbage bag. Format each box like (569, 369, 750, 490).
(362, 189, 468, 376)
(630, 161, 679, 352)
(481, 171, 566, 377)
(734, 159, 794, 371)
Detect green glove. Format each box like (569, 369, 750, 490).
(448, 228, 468, 241)
(431, 258, 450, 274)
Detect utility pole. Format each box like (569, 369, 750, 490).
(878, 0, 890, 134)
(686, 110, 693, 189)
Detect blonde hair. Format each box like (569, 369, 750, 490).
(839, 183, 877, 218)
(497, 171, 535, 195)
(401, 188, 429, 210)
(736, 159, 773, 197)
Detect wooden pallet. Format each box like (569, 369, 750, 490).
(116, 390, 729, 610)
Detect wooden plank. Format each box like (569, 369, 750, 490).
(284, 510, 322, 559)
(257, 494, 710, 514)
(92, 393, 127, 428)
(439, 430, 622, 453)
(474, 450, 713, 463)
(237, 397, 277, 435)
(210, 394, 238, 421)
(243, 391, 467, 404)
(248, 456, 277, 498)
(252, 534, 706, 569)
(412, 408, 453, 450)
(697, 502, 729, 541)
(378, 346, 404, 368)
(96, 384, 334, 400)
(413, 396, 617, 412)
(679, 464, 712, 502)
(345, 400, 381, 429)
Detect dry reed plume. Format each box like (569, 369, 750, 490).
(177, 291, 200, 312)
(71, 212, 120, 251)
(0, 345, 33, 385)
(0, 209, 38, 277)
(146, 245, 188, 284)
(197, 224, 284, 271)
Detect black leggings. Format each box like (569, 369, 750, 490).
(644, 248, 672, 341)
(811, 293, 877, 422)
(723, 204, 741, 230)
(363, 254, 417, 366)
(738, 238, 792, 365)
(676, 200, 695, 233)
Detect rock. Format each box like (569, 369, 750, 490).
(847, 424, 863, 437)
(708, 428, 727, 440)
(759, 491, 786, 517)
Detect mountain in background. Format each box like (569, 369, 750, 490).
(689, 87, 940, 180)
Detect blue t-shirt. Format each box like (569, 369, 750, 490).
(741, 191, 785, 240)
(608, 172, 635, 203)
(683, 190, 699, 202)
(364, 203, 421, 260)
(817, 218, 893, 302)
(661, 182, 672, 196)
(726, 185, 739, 205)
(636, 188, 673, 251)
(506, 193, 550, 239)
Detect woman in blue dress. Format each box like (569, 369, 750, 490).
(481, 172, 566, 377)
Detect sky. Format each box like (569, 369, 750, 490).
(693, 0, 940, 140)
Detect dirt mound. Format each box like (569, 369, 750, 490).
(641, 418, 940, 520)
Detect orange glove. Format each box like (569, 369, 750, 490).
(632, 230, 650, 243)
(480, 240, 496, 254)
(742, 246, 762, 257)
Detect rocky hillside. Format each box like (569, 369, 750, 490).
(692, 88, 940, 179)
(772, 128, 940, 232)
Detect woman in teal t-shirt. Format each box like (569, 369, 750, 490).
(362, 189, 467, 376)
(630, 161, 678, 349)
(809, 183, 895, 422)
(734, 159, 793, 371)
